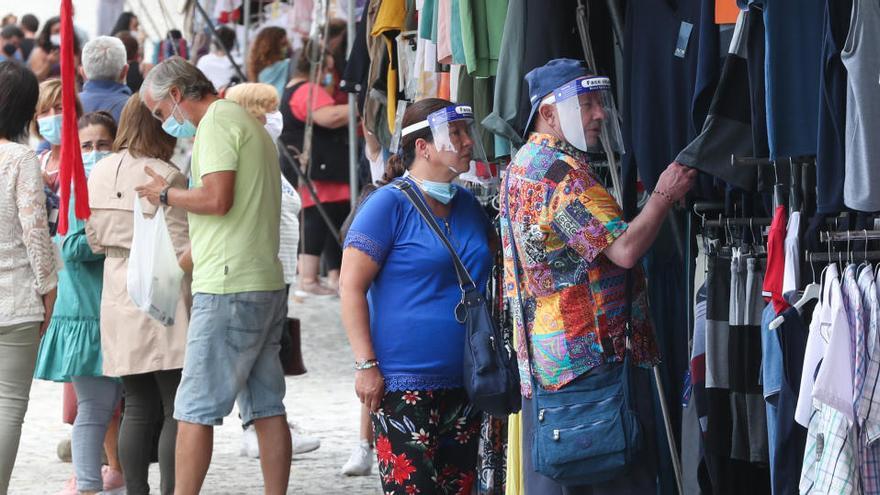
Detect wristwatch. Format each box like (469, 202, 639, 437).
(159, 186, 171, 206)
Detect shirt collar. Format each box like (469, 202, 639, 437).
(82, 79, 132, 95)
(527, 132, 590, 163)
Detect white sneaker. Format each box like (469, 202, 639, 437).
(239, 425, 260, 459)
(240, 421, 321, 459)
(341, 441, 374, 476)
(289, 421, 321, 455)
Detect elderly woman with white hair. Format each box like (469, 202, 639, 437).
(78, 35, 132, 122)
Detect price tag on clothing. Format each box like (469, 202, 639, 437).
(681, 369, 693, 407)
(675, 21, 694, 58)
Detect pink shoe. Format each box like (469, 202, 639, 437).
(54, 475, 77, 495)
(102, 466, 125, 491)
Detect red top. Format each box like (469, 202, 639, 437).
(289, 82, 350, 208)
(762, 205, 790, 314)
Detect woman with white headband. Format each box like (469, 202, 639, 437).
(339, 98, 493, 494)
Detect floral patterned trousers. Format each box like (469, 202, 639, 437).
(372, 388, 482, 494)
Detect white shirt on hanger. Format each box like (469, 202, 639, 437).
(782, 211, 801, 303)
(813, 264, 856, 422)
(795, 263, 835, 427)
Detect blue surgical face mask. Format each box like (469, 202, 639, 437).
(161, 100, 197, 139)
(322, 72, 334, 87)
(415, 178, 457, 204)
(38, 115, 63, 145)
(81, 150, 110, 177)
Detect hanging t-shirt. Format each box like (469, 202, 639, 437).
(841, 0, 880, 212)
(715, 0, 739, 24)
(459, 0, 508, 77)
(812, 267, 854, 422)
(762, 0, 824, 160)
(436, 0, 453, 63)
(794, 265, 833, 427)
(782, 211, 801, 302)
(815, 0, 852, 214)
(762, 206, 790, 314)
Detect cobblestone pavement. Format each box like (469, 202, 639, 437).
(9, 294, 381, 495)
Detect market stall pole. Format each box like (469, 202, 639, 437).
(347, 0, 358, 208)
(242, 0, 251, 64)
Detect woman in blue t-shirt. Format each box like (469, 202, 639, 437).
(340, 98, 493, 494)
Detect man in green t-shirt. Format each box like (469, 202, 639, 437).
(136, 57, 290, 495)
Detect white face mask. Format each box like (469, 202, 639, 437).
(264, 111, 283, 141)
(50, 34, 61, 47)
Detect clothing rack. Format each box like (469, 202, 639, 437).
(806, 251, 880, 262)
(820, 230, 880, 243)
(729, 155, 817, 167)
(703, 217, 772, 228)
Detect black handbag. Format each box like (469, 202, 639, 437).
(393, 180, 522, 417)
(503, 174, 642, 486)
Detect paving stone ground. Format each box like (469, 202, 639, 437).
(9, 294, 382, 495)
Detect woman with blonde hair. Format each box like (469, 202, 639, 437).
(247, 27, 292, 97)
(86, 93, 191, 495)
(33, 79, 83, 191)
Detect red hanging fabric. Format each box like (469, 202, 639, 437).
(57, 0, 89, 235)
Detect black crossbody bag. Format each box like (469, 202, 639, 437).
(392, 179, 521, 417)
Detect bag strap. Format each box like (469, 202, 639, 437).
(392, 179, 476, 292)
(502, 170, 633, 397)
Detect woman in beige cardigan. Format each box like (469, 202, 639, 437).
(86, 93, 191, 495)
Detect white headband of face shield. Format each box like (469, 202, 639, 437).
(400, 105, 475, 137)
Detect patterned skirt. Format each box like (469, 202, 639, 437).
(372, 388, 482, 494)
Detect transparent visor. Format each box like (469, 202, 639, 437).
(544, 77, 624, 154)
(401, 105, 488, 163)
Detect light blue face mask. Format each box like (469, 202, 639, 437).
(322, 72, 334, 86)
(161, 101, 197, 139)
(416, 178, 457, 204)
(81, 150, 110, 177)
(38, 115, 63, 145)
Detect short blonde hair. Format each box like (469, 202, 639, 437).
(33, 79, 83, 139)
(224, 83, 279, 119)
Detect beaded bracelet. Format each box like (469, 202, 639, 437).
(652, 189, 676, 206)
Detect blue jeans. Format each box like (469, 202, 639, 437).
(174, 290, 287, 426)
(71, 376, 122, 492)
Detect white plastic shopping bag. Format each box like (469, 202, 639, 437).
(127, 198, 184, 326)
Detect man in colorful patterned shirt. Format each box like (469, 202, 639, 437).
(501, 58, 696, 493)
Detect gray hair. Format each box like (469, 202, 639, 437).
(140, 56, 216, 103)
(81, 36, 128, 81)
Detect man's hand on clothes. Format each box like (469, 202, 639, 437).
(135, 166, 169, 206)
(654, 161, 698, 206)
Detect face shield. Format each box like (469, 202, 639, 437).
(401, 105, 488, 169)
(542, 76, 624, 154)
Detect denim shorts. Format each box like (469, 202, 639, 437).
(174, 289, 288, 426)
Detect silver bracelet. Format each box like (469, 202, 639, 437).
(354, 359, 379, 370)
